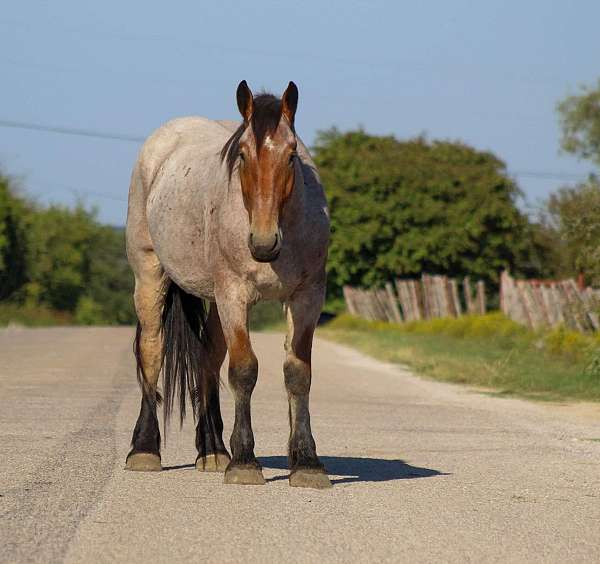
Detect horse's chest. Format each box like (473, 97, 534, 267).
(251, 268, 287, 300)
(234, 254, 303, 302)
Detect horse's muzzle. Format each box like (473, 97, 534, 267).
(248, 231, 282, 263)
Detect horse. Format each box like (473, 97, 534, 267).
(124, 81, 331, 489)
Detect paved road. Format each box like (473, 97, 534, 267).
(1, 327, 599, 563)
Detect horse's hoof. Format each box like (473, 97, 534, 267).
(224, 464, 266, 485)
(289, 468, 332, 489)
(196, 452, 231, 473)
(125, 452, 162, 472)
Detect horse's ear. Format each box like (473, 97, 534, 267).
(236, 80, 253, 122)
(282, 81, 298, 126)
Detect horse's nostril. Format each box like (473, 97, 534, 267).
(248, 230, 280, 261)
(269, 234, 279, 252)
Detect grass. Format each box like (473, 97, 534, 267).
(0, 303, 73, 327)
(0, 299, 287, 330)
(318, 312, 600, 402)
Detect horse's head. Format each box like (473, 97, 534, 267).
(222, 80, 299, 263)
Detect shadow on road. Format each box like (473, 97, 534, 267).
(260, 456, 447, 485)
(162, 463, 195, 471)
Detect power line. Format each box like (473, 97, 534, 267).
(0, 118, 592, 183)
(510, 170, 588, 181)
(34, 180, 128, 202)
(0, 119, 144, 143)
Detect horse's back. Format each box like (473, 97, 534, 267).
(126, 116, 234, 283)
(134, 116, 235, 194)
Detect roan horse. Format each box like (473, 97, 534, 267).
(125, 81, 331, 488)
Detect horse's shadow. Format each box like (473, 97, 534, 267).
(260, 455, 447, 485)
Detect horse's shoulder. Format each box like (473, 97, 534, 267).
(136, 117, 230, 190)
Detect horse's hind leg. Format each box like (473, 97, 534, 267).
(195, 303, 231, 472)
(284, 285, 332, 489)
(125, 251, 166, 472)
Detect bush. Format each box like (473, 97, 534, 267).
(327, 312, 597, 361)
(74, 297, 106, 325)
(543, 325, 593, 359)
(0, 171, 135, 325)
(312, 129, 539, 299)
(0, 302, 73, 327)
(249, 301, 285, 331)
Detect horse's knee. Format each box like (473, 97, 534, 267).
(229, 354, 258, 396)
(227, 326, 258, 395)
(284, 356, 311, 396)
(134, 301, 164, 389)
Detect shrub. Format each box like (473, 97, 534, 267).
(75, 297, 106, 325)
(327, 311, 598, 362)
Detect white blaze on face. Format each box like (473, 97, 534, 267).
(263, 135, 276, 151)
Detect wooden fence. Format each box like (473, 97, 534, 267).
(500, 271, 600, 332)
(343, 274, 486, 323)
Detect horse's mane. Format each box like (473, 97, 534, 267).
(220, 92, 290, 179)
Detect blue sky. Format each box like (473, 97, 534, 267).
(1, 1, 598, 225)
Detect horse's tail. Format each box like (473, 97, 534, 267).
(160, 281, 218, 433)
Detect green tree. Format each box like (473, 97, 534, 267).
(83, 225, 135, 324)
(554, 79, 600, 285)
(26, 205, 135, 322)
(525, 217, 572, 280)
(558, 79, 600, 167)
(0, 167, 136, 325)
(313, 129, 535, 298)
(26, 205, 98, 310)
(0, 174, 31, 300)
(546, 178, 600, 285)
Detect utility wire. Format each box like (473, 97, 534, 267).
(0, 119, 145, 143)
(0, 118, 591, 182)
(509, 170, 588, 181)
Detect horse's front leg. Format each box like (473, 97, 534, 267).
(284, 285, 332, 489)
(215, 284, 266, 486)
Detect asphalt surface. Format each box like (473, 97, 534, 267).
(1, 326, 599, 563)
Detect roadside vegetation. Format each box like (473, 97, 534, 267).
(319, 313, 600, 402)
(0, 172, 135, 326)
(2, 82, 600, 407)
(249, 301, 285, 331)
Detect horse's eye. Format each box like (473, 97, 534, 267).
(289, 152, 297, 166)
(239, 151, 245, 162)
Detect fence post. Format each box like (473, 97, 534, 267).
(343, 286, 356, 315)
(463, 277, 476, 314)
(449, 278, 462, 317)
(476, 281, 486, 315)
(385, 282, 403, 323)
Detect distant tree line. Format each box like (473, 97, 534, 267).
(1, 78, 599, 323)
(0, 175, 135, 324)
(313, 129, 541, 305)
(313, 78, 600, 306)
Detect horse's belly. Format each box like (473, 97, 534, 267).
(146, 171, 215, 300)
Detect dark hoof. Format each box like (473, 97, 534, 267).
(224, 464, 266, 485)
(289, 468, 332, 489)
(196, 452, 231, 473)
(125, 452, 162, 472)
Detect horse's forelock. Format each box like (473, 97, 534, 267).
(251, 94, 283, 152)
(221, 92, 293, 179)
